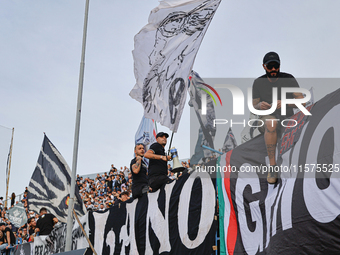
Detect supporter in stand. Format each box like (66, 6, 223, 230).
(168, 171, 176, 180)
(7, 221, 17, 238)
(0, 222, 15, 254)
(126, 179, 132, 190)
(130, 144, 150, 199)
(76, 180, 82, 190)
(106, 176, 113, 192)
(35, 208, 58, 237)
(98, 204, 106, 211)
(10, 193, 16, 208)
(21, 228, 28, 242)
(119, 192, 130, 202)
(110, 164, 117, 172)
(119, 167, 124, 174)
(21, 193, 28, 204)
(120, 172, 127, 185)
(14, 231, 21, 245)
(123, 166, 130, 178)
(27, 217, 37, 242)
(0, 228, 5, 249)
(144, 132, 173, 192)
(70, 163, 137, 211)
(1, 209, 7, 221)
(113, 176, 121, 192)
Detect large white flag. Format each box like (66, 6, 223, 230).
(130, 0, 221, 132)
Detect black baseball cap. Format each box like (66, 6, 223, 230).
(263, 52, 280, 65)
(0, 223, 5, 227)
(156, 132, 169, 138)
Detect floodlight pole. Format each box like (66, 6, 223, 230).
(65, 0, 90, 251)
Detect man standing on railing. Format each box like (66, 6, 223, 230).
(35, 208, 58, 238)
(252, 51, 304, 184)
(144, 132, 173, 192)
(130, 143, 149, 198)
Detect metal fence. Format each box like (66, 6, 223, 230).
(1, 192, 24, 208)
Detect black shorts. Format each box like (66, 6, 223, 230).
(149, 175, 171, 192)
(258, 114, 288, 134)
(132, 184, 149, 199)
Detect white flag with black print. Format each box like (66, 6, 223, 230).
(27, 134, 85, 222)
(130, 0, 221, 132)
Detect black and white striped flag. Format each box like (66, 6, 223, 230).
(28, 134, 85, 222)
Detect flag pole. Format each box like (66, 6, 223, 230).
(73, 209, 97, 255)
(4, 128, 14, 209)
(201, 145, 223, 155)
(154, 120, 158, 133)
(65, 0, 90, 251)
(167, 131, 174, 154)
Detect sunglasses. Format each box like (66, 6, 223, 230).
(265, 62, 280, 70)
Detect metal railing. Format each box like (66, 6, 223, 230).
(1, 192, 24, 208)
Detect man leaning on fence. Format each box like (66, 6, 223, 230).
(35, 208, 58, 239)
(0, 222, 15, 255)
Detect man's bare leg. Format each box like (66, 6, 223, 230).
(264, 121, 278, 183)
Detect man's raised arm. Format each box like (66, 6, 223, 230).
(144, 150, 171, 161)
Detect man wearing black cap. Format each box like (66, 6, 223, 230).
(252, 52, 304, 184)
(144, 132, 172, 191)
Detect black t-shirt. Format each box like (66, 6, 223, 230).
(114, 179, 121, 188)
(107, 180, 113, 190)
(252, 72, 300, 117)
(36, 213, 55, 235)
(4, 227, 15, 245)
(130, 158, 148, 188)
(0, 232, 5, 243)
(28, 226, 35, 236)
(148, 142, 167, 179)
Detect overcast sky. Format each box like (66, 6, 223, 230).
(1, 0, 340, 198)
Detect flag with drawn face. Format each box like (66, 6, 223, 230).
(27, 134, 85, 222)
(130, 0, 221, 132)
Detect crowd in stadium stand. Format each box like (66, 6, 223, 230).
(0, 159, 193, 248)
(78, 160, 192, 211)
(78, 164, 133, 211)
